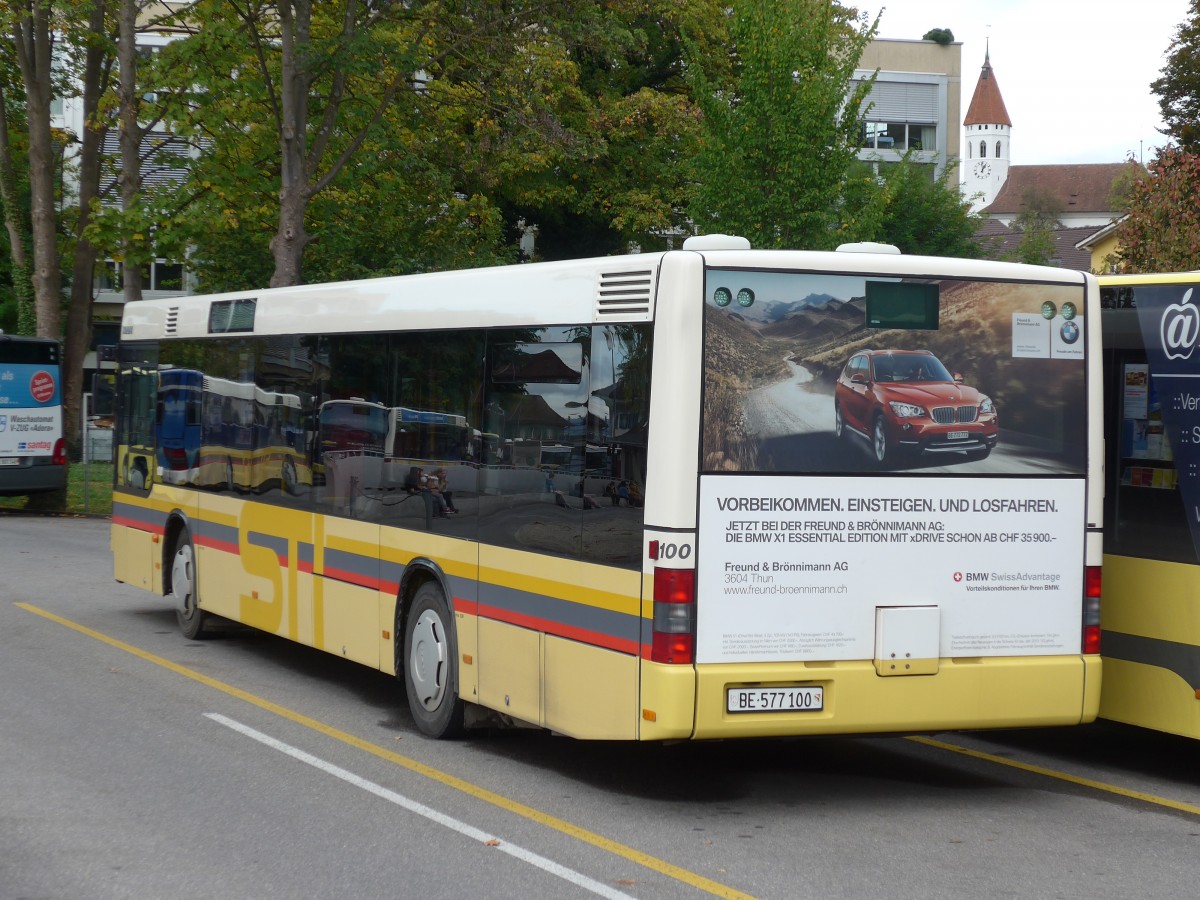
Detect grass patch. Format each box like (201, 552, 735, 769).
(0, 461, 113, 516)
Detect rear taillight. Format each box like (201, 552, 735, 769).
(51, 438, 67, 466)
(163, 447, 188, 468)
(651, 566, 695, 664)
(1083, 565, 1101, 654)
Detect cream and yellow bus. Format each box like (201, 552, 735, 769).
(111, 236, 1103, 740)
(1099, 272, 1200, 739)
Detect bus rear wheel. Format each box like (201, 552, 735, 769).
(402, 582, 465, 738)
(171, 528, 209, 640)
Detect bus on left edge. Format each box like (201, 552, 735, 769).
(0, 334, 67, 496)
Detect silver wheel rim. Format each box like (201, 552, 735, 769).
(834, 405, 843, 437)
(409, 608, 448, 712)
(172, 543, 195, 617)
(874, 419, 887, 462)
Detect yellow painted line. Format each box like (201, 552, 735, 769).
(909, 735, 1200, 817)
(16, 603, 755, 900)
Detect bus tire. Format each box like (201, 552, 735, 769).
(171, 528, 209, 640)
(282, 457, 298, 495)
(402, 582, 465, 739)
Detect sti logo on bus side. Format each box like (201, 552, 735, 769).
(1161, 288, 1200, 361)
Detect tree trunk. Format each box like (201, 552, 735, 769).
(269, 0, 312, 288)
(118, 0, 144, 304)
(61, 0, 110, 461)
(13, 6, 63, 338)
(0, 87, 36, 334)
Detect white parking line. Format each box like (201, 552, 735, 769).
(205, 713, 634, 900)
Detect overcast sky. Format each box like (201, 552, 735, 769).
(861, 0, 1192, 165)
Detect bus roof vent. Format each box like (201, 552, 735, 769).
(164, 306, 180, 335)
(836, 241, 901, 254)
(682, 234, 751, 251)
(596, 267, 655, 319)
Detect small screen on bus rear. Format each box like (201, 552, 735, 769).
(865, 281, 940, 330)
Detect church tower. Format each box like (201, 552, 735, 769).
(962, 48, 1011, 211)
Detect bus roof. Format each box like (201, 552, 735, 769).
(119, 244, 1092, 342)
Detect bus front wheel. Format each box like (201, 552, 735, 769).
(402, 582, 466, 739)
(171, 528, 209, 640)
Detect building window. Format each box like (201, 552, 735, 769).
(980, 140, 987, 158)
(95, 259, 188, 293)
(995, 140, 1002, 158)
(861, 121, 936, 152)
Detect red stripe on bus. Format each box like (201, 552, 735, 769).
(476, 602, 639, 655)
(111, 515, 164, 535)
(452, 597, 480, 616)
(194, 536, 241, 556)
(322, 566, 382, 591)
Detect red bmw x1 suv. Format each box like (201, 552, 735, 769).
(833, 349, 997, 466)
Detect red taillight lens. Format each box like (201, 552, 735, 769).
(1083, 565, 1101, 654)
(51, 438, 67, 466)
(651, 567, 695, 664)
(654, 567, 695, 604)
(651, 632, 694, 665)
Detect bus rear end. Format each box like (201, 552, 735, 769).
(639, 247, 1103, 740)
(0, 336, 67, 496)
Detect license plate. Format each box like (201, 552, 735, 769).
(727, 686, 824, 713)
(0, 457, 19, 466)
(947, 431, 968, 440)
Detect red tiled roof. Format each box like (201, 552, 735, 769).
(974, 220, 1102, 271)
(982, 163, 1139, 215)
(964, 55, 1011, 126)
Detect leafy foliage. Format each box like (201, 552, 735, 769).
(685, 0, 880, 250)
(922, 28, 954, 45)
(1116, 145, 1200, 272)
(1009, 187, 1062, 266)
(871, 156, 983, 257)
(1152, 0, 1200, 151)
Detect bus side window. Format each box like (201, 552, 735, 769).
(583, 324, 652, 568)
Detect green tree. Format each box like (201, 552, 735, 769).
(1009, 187, 1062, 266)
(1152, 0, 1200, 151)
(0, 51, 34, 334)
(922, 28, 953, 45)
(1116, 145, 1200, 272)
(872, 156, 983, 257)
(152, 0, 590, 289)
(685, 0, 880, 250)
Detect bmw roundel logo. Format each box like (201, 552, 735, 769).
(1060, 320, 1080, 344)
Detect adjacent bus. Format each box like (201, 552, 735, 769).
(0, 334, 67, 496)
(156, 368, 309, 494)
(1099, 272, 1200, 739)
(111, 237, 1103, 740)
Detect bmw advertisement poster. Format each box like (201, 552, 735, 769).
(696, 269, 1089, 664)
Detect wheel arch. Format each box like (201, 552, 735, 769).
(161, 510, 193, 597)
(394, 557, 453, 669)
